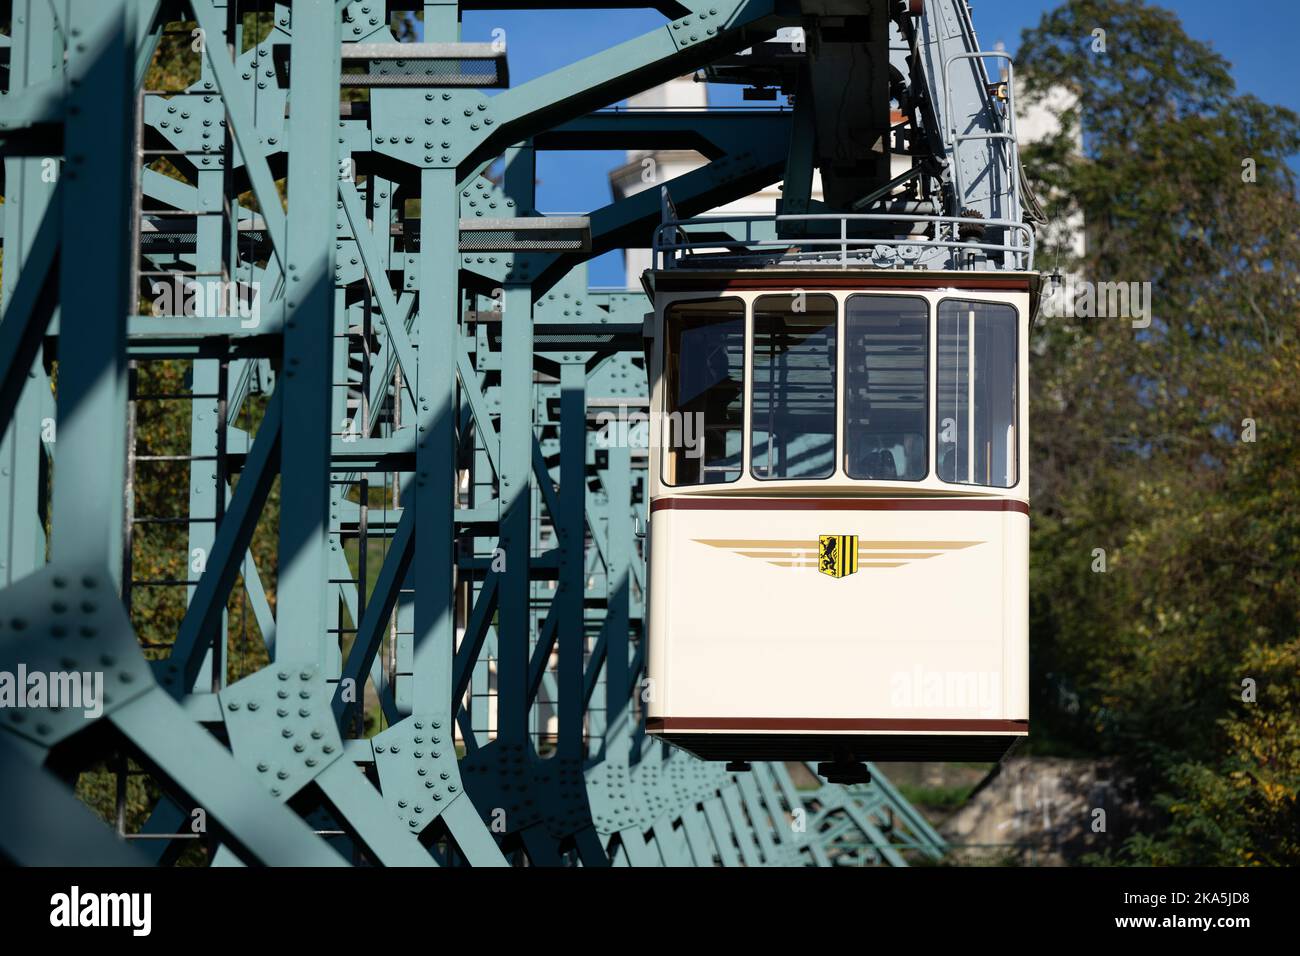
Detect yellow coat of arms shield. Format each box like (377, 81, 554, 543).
(818, 534, 858, 578)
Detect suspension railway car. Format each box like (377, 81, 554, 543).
(642, 264, 1037, 782)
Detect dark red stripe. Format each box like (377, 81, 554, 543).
(657, 274, 1035, 293)
(650, 496, 1029, 515)
(647, 717, 1028, 733)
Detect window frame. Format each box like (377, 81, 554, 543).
(842, 293, 932, 484)
(659, 295, 748, 488)
(747, 292, 840, 483)
(933, 296, 1021, 490)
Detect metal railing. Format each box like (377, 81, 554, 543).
(652, 212, 1035, 272)
(941, 50, 1021, 227)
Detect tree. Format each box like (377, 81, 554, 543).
(1017, 0, 1300, 863)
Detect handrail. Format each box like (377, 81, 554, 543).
(940, 51, 1020, 224)
(652, 212, 1035, 272)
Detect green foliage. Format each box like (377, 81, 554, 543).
(1018, 0, 1300, 863)
(897, 783, 978, 812)
(1110, 640, 1300, 865)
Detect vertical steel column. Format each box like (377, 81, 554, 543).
(49, 0, 137, 579)
(411, 166, 459, 715)
(424, 1, 461, 39)
(275, 0, 341, 663)
(496, 144, 536, 743)
(407, 0, 462, 722)
(189, 12, 232, 690)
(557, 358, 587, 757)
(496, 284, 533, 742)
(604, 444, 632, 755)
(466, 306, 496, 743)
(0, 0, 59, 586)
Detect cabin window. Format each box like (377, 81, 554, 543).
(936, 299, 1018, 488)
(843, 295, 929, 481)
(750, 294, 837, 480)
(662, 298, 745, 486)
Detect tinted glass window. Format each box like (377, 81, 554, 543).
(844, 296, 929, 481)
(662, 299, 745, 485)
(936, 299, 1018, 488)
(750, 295, 837, 480)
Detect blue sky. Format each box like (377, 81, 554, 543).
(444, 2, 1300, 286)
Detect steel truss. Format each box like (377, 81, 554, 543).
(0, 0, 957, 866)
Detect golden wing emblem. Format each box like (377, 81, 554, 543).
(693, 538, 983, 570)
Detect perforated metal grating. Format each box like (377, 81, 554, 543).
(340, 42, 508, 89)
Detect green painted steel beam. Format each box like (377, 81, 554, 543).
(0, 736, 149, 867)
(474, 1, 780, 173)
(275, 0, 343, 665)
(536, 109, 792, 157)
(48, 0, 137, 581)
(0, 188, 60, 447)
(0, 0, 950, 869)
